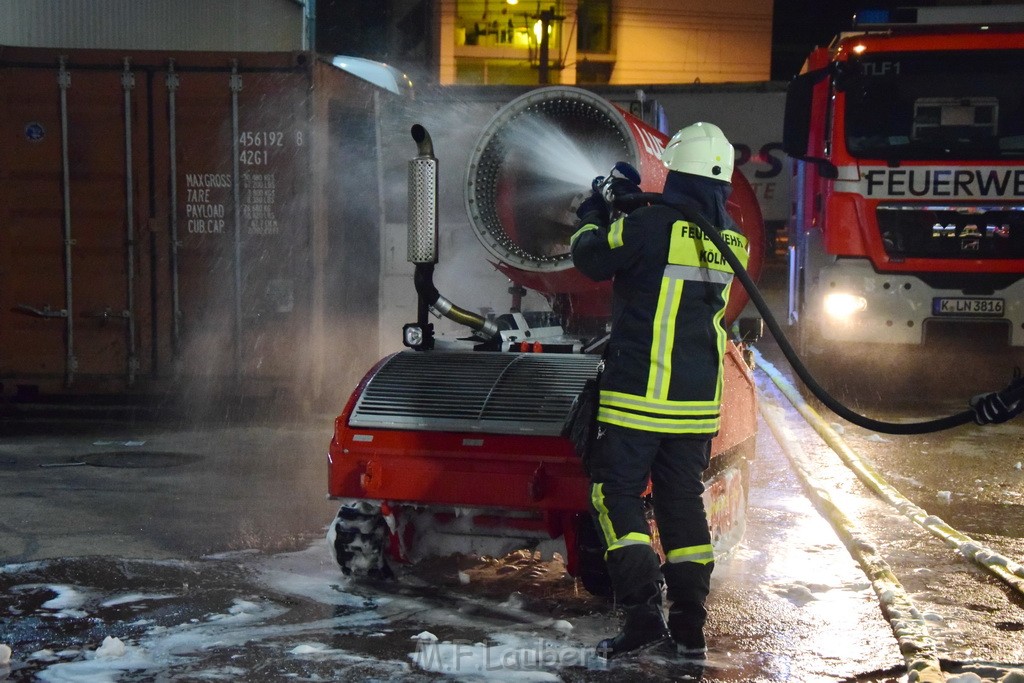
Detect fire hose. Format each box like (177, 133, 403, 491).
(602, 185, 1024, 434)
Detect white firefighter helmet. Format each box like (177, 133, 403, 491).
(661, 122, 734, 182)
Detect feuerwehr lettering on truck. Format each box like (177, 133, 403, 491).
(837, 166, 1024, 200)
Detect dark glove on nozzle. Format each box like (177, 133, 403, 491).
(578, 162, 643, 223)
(612, 161, 641, 186)
(608, 177, 642, 202)
(605, 162, 642, 209)
(576, 191, 609, 223)
(971, 369, 1024, 425)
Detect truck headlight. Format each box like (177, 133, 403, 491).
(823, 292, 867, 320)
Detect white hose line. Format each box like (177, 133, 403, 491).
(753, 351, 1024, 597)
(757, 390, 944, 683)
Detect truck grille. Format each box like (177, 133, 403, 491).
(877, 204, 1024, 260)
(348, 351, 602, 435)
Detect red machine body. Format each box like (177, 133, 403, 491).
(328, 344, 757, 576)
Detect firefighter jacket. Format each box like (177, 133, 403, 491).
(570, 202, 749, 436)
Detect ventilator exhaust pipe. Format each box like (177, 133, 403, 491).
(408, 124, 439, 265)
(464, 86, 765, 327)
(407, 124, 498, 346)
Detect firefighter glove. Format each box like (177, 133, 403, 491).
(576, 189, 609, 224)
(607, 177, 643, 208)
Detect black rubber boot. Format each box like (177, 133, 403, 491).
(668, 608, 707, 657)
(595, 582, 670, 659)
(663, 561, 712, 657)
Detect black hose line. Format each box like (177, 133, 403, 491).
(716, 232, 972, 434)
(414, 263, 498, 339)
(612, 192, 1024, 434)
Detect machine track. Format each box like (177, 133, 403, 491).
(327, 501, 393, 579)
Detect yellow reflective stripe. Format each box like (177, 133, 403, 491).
(607, 217, 625, 249)
(591, 486, 654, 557)
(648, 275, 682, 400)
(713, 280, 729, 403)
(666, 543, 715, 565)
(668, 221, 703, 267)
(570, 223, 599, 246)
(601, 390, 718, 414)
(607, 532, 652, 553)
(665, 263, 733, 284)
(668, 221, 750, 274)
(598, 407, 720, 434)
(723, 229, 750, 269)
(591, 483, 617, 548)
(709, 227, 747, 404)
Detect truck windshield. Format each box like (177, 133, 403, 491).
(843, 49, 1024, 161)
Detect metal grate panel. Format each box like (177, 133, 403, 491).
(349, 351, 601, 435)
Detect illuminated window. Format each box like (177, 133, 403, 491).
(454, 0, 544, 48)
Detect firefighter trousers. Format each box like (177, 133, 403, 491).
(589, 424, 715, 622)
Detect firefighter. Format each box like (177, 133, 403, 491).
(570, 122, 750, 658)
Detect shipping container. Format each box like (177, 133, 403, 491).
(0, 45, 385, 408)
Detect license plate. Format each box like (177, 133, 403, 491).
(932, 297, 1005, 316)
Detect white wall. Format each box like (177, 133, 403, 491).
(599, 83, 789, 223)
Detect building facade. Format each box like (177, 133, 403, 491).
(435, 0, 773, 85)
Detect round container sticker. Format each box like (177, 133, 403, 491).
(24, 122, 45, 142)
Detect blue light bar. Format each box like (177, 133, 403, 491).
(854, 9, 892, 25)
(853, 5, 1023, 29)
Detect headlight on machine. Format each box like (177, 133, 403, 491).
(403, 323, 425, 348)
(823, 292, 867, 320)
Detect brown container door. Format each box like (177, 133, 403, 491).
(169, 59, 312, 397)
(0, 56, 150, 393)
(0, 59, 69, 391)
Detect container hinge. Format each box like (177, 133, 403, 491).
(58, 56, 71, 89)
(121, 57, 135, 90)
(165, 59, 179, 91)
(229, 60, 243, 93)
(81, 308, 130, 321)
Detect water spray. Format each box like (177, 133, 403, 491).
(464, 86, 766, 331)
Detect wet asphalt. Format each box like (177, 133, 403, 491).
(3, 264, 1024, 681)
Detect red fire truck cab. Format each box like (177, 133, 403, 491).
(783, 7, 1024, 365)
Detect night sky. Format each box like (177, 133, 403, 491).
(771, 0, 915, 80)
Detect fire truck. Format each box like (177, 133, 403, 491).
(326, 87, 766, 591)
(783, 7, 1024, 368)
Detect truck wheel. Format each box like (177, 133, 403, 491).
(574, 514, 613, 597)
(327, 501, 393, 579)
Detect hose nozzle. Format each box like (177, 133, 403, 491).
(593, 161, 642, 203)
